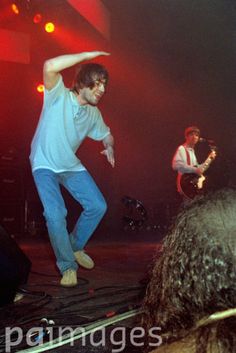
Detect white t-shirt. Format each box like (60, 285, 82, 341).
(30, 75, 110, 172)
(172, 144, 199, 193)
(172, 144, 199, 175)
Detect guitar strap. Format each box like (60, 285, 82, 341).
(177, 146, 191, 195)
(183, 146, 191, 166)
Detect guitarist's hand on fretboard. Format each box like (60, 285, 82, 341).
(209, 150, 217, 160)
(201, 150, 217, 173)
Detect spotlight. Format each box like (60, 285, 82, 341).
(44, 22, 55, 33)
(11, 3, 20, 15)
(37, 84, 44, 93)
(33, 13, 42, 24)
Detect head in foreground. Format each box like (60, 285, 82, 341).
(142, 188, 236, 353)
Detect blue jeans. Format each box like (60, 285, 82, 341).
(33, 169, 107, 274)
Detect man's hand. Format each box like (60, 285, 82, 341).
(101, 146, 115, 168)
(196, 149, 217, 175)
(84, 51, 110, 60)
(209, 150, 217, 160)
(195, 166, 204, 176)
(101, 134, 115, 167)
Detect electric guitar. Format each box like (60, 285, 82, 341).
(179, 149, 217, 200)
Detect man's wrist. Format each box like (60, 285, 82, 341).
(105, 144, 114, 150)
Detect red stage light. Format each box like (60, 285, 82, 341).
(11, 3, 19, 15)
(33, 13, 42, 24)
(37, 84, 44, 93)
(44, 22, 55, 33)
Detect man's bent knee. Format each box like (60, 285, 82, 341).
(92, 198, 107, 218)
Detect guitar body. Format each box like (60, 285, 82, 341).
(179, 173, 206, 200)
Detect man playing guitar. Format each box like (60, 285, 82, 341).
(172, 126, 216, 200)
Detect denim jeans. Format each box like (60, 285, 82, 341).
(33, 169, 107, 274)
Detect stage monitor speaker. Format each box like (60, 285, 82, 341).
(0, 225, 31, 307)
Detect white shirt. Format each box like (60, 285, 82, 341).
(172, 144, 199, 193)
(30, 75, 110, 172)
(172, 144, 199, 174)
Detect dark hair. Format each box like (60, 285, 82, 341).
(72, 63, 109, 93)
(142, 188, 236, 353)
(184, 126, 200, 138)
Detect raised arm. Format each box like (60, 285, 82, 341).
(43, 51, 110, 90)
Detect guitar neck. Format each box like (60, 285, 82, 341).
(202, 152, 215, 173)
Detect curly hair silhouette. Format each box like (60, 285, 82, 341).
(142, 188, 236, 353)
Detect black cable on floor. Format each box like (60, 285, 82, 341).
(53, 284, 143, 299)
(0, 283, 145, 348)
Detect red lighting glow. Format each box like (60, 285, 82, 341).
(11, 3, 19, 15)
(33, 13, 42, 24)
(52, 25, 98, 53)
(67, 0, 110, 40)
(0, 29, 30, 64)
(44, 22, 55, 33)
(37, 84, 44, 93)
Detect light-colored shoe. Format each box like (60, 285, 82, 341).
(74, 250, 94, 270)
(14, 292, 24, 302)
(60, 269, 77, 287)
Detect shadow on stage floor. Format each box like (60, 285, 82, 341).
(0, 229, 164, 353)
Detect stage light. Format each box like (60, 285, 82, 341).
(44, 22, 55, 33)
(33, 13, 42, 24)
(11, 3, 20, 15)
(37, 84, 44, 93)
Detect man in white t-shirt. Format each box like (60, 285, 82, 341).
(30, 51, 115, 287)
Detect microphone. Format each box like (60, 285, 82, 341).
(199, 137, 215, 144)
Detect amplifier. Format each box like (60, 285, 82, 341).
(0, 202, 24, 236)
(0, 167, 24, 201)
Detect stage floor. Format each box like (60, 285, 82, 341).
(0, 231, 163, 353)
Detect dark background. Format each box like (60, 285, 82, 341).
(0, 0, 235, 237)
